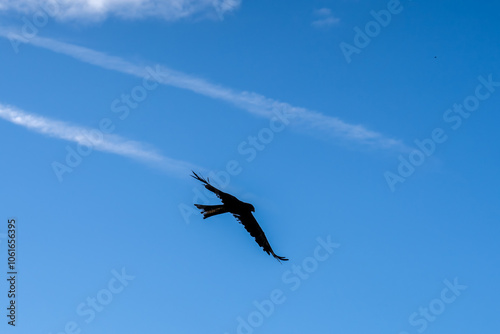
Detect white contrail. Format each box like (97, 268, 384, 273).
(0, 28, 409, 152)
(0, 103, 199, 177)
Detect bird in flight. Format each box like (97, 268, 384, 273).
(191, 171, 288, 262)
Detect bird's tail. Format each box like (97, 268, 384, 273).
(194, 204, 228, 219)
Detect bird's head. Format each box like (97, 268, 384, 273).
(247, 203, 255, 212)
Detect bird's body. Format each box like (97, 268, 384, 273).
(191, 171, 288, 262)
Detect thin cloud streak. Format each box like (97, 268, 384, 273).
(0, 29, 409, 152)
(0, 103, 199, 176)
(0, 0, 241, 22)
(311, 8, 340, 28)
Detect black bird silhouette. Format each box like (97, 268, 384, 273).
(191, 171, 288, 262)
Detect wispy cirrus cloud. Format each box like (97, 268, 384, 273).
(312, 8, 340, 28)
(0, 28, 409, 152)
(0, 0, 241, 22)
(0, 103, 199, 177)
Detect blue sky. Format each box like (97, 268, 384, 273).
(0, 0, 499, 333)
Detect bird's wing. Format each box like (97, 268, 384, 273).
(233, 212, 288, 262)
(191, 171, 239, 204)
